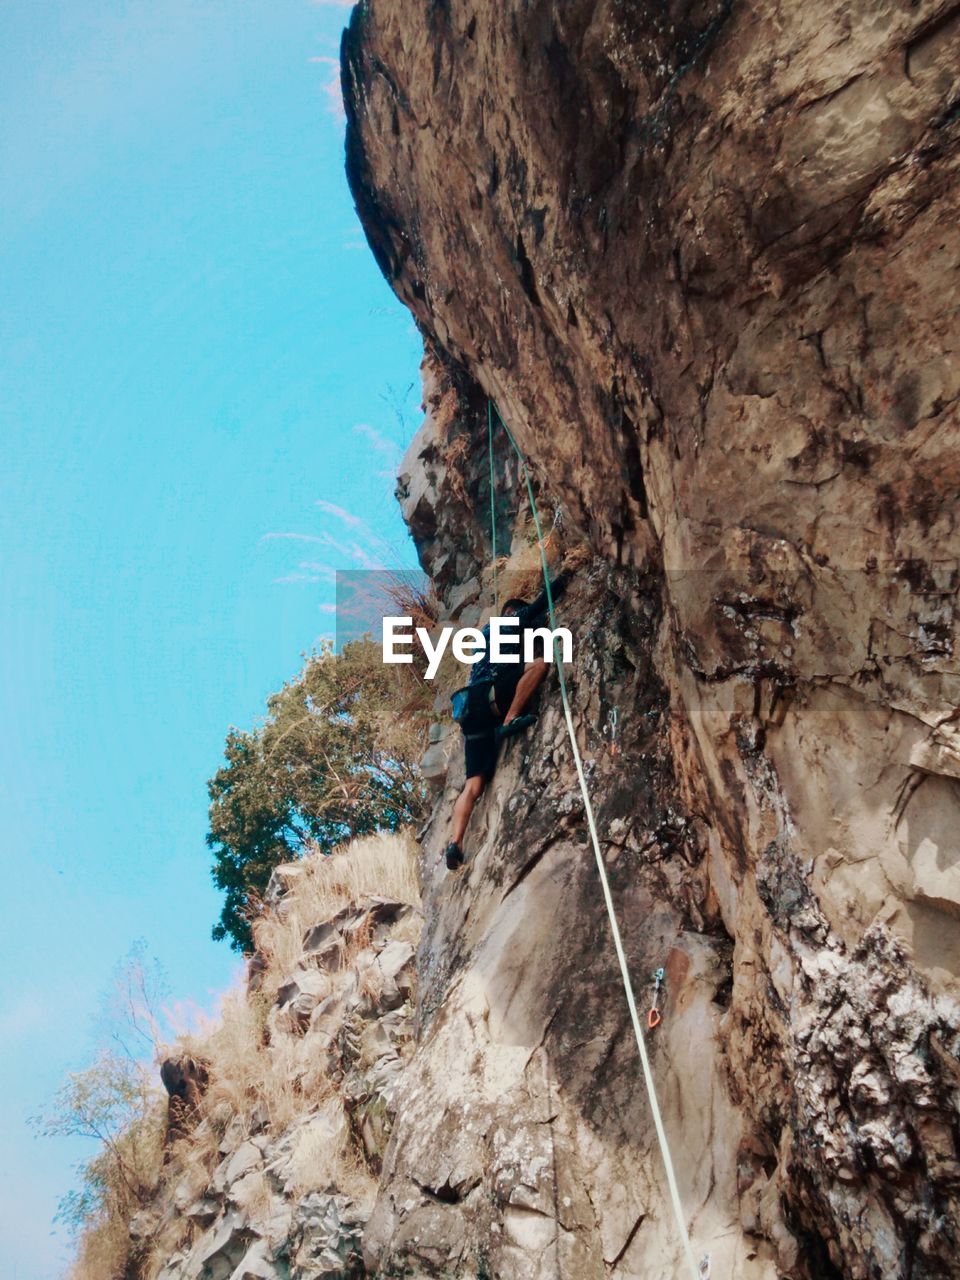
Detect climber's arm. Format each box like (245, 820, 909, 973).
(519, 569, 571, 625)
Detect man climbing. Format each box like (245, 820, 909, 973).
(445, 570, 570, 871)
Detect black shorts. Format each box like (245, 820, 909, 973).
(463, 728, 499, 781)
(460, 671, 522, 780)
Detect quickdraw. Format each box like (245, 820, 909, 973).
(603, 705, 620, 757)
(648, 967, 665, 1029)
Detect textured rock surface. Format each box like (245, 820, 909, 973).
(148, 882, 421, 1280)
(340, 2, 960, 1277)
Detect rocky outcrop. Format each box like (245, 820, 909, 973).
(340, 3, 960, 1278)
(161, 1055, 209, 1148)
(142, 845, 422, 1280)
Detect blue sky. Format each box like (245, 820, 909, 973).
(0, 3, 422, 1275)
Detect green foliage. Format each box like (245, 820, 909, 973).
(207, 637, 429, 951)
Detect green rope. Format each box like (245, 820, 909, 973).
(487, 400, 498, 613)
(488, 399, 704, 1280)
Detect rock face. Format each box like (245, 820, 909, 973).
(143, 857, 422, 1280)
(339, 3, 960, 1278)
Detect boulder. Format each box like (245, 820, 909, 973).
(212, 1141, 262, 1196)
(197, 1212, 259, 1280)
(228, 1240, 279, 1280)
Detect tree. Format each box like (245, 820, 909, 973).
(31, 948, 169, 1280)
(207, 637, 429, 952)
(34, 1051, 162, 1225)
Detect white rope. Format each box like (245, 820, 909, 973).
(496, 406, 703, 1280)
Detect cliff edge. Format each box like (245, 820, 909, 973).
(340, 3, 960, 1278)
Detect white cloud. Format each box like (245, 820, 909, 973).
(353, 422, 399, 459)
(315, 498, 368, 531)
(309, 55, 345, 119)
(261, 531, 328, 544)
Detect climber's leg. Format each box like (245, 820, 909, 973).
(501, 658, 548, 725)
(452, 774, 485, 844)
(447, 773, 486, 869)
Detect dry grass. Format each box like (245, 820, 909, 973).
(139, 1215, 192, 1280)
(381, 570, 440, 635)
(65, 1096, 167, 1280)
(68, 1211, 133, 1280)
(356, 951, 385, 1006)
(165, 1132, 213, 1203)
(65, 836, 422, 1280)
(175, 986, 336, 1160)
(286, 1099, 347, 1194)
(253, 831, 421, 1004)
(230, 1169, 277, 1224)
(286, 1101, 376, 1206)
(440, 431, 472, 507)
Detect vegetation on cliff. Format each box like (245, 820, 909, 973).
(49, 833, 421, 1280)
(207, 635, 430, 951)
(44, 623, 433, 1278)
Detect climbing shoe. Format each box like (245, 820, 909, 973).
(497, 713, 536, 740)
(445, 842, 465, 871)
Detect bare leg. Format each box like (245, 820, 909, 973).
(502, 658, 549, 724)
(452, 774, 486, 846)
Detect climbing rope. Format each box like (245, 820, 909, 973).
(487, 400, 498, 614)
(488, 400, 705, 1280)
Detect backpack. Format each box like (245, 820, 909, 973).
(450, 678, 500, 735)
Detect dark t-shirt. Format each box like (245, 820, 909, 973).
(468, 572, 570, 689)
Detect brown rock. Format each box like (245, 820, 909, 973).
(340, 2, 960, 1276)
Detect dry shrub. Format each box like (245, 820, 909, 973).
(440, 431, 472, 507)
(295, 828, 420, 920)
(387, 908, 422, 950)
(67, 1211, 133, 1280)
(182, 990, 262, 1123)
(58, 1084, 166, 1280)
(286, 1101, 346, 1194)
(177, 989, 326, 1150)
(163, 1132, 213, 1204)
(357, 964, 384, 1008)
(381, 570, 439, 635)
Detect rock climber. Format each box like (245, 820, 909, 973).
(445, 571, 571, 871)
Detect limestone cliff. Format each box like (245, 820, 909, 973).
(338, 3, 960, 1278)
